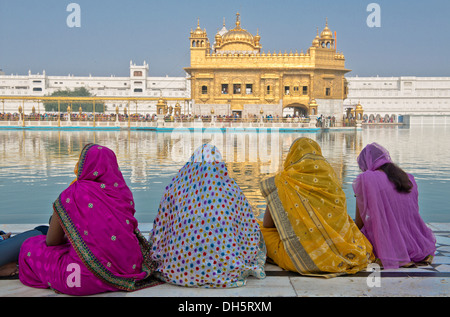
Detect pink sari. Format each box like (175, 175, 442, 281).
(353, 143, 436, 269)
(19, 144, 160, 295)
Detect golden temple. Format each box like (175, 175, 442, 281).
(184, 13, 350, 122)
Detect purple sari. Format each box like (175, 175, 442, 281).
(353, 143, 436, 269)
(19, 144, 160, 295)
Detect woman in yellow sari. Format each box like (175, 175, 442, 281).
(259, 137, 374, 277)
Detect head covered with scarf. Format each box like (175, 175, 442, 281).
(54, 143, 158, 291)
(357, 142, 392, 172)
(150, 143, 266, 288)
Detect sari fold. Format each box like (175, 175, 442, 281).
(19, 144, 160, 295)
(260, 138, 374, 277)
(150, 144, 266, 288)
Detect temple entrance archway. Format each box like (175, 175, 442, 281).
(283, 103, 309, 117)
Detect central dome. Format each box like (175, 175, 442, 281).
(222, 15, 254, 44)
(222, 28, 254, 43)
(214, 13, 261, 53)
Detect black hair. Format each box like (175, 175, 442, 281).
(379, 163, 413, 193)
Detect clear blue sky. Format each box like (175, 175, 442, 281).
(1, 0, 449, 77)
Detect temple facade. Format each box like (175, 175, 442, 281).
(184, 13, 350, 122)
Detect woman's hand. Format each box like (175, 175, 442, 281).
(263, 207, 276, 228)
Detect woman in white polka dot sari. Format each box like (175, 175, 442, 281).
(150, 144, 266, 288)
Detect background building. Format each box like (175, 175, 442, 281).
(0, 61, 190, 115)
(345, 76, 450, 123)
(184, 14, 349, 122)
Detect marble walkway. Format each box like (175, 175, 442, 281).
(1, 223, 449, 297)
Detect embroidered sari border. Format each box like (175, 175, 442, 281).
(261, 177, 320, 276)
(261, 176, 346, 278)
(76, 143, 95, 179)
(53, 191, 160, 291)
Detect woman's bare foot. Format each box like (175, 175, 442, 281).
(0, 262, 19, 278)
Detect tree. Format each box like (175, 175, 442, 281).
(43, 87, 106, 113)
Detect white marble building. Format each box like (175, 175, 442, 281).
(344, 76, 450, 122)
(0, 61, 191, 114)
(2, 64, 450, 123)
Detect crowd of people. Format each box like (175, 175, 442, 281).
(0, 112, 310, 123)
(0, 111, 399, 127)
(0, 112, 150, 122)
(0, 139, 435, 295)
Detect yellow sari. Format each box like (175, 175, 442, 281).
(259, 137, 374, 277)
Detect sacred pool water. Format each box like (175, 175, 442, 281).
(0, 125, 449, 224)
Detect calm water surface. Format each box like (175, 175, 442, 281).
(0, 126, 449, 224)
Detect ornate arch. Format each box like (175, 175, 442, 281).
(283, 103, 309, 117)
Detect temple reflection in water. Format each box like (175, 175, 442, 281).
(0, 129, 366, 223)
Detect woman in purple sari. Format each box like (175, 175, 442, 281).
(353, 143, 436, 269)
(19, 144, 160, 295)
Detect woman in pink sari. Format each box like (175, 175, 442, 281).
(353, 143, 436, 269)
(19, 144, 160, 295)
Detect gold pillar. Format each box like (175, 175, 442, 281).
(22, 100, 25, 127)
(93, 100, 96, 127)
(355, 102, 364, 129)
(308, 98, 318, 116)
(127, 101, 130, 127)
(355, 102, 364, 120)
(156, 98, 167, 115)
(174, 102, 181, 116)
(57, 99, 61, 127)
(18, 105, 23, 126)
(135, 100, 139, 125)
(67, 104, 72, 123)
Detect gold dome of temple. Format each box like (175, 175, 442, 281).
(222, 29, 254, 42)
(254, 29, 261, 42)
(157, 98, 166, 105)
(312, 27, 320, 47)
(309, 98, 318, 106)
(320, 18, 333, 39)
(214, 13, 261, 53)
(221, 13, 254, 43)
(192, 18, 206, 36)
(215, 32, 222, 44)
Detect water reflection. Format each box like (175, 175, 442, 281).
(0, 125, 449, 224)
